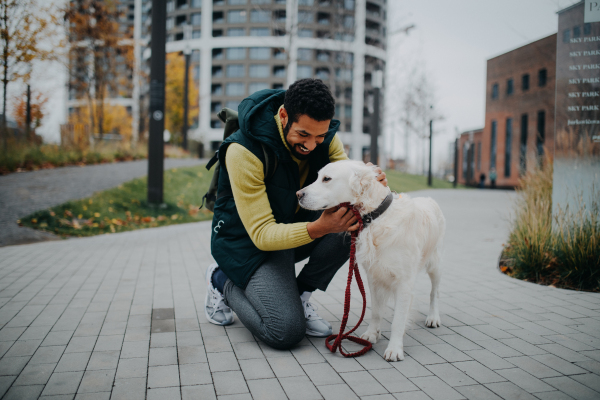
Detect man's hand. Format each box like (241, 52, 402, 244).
(307, 207, 359, 239)
(366, 162, 388, 187)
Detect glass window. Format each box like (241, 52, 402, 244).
(297, 65, 312, 79)
(213, 11, 224, 23)
(344, 105, 352, 118)
(573, 25, 581, 38)
(228, 0, 246, 4)
(226, 100, 240, 110)
(335, 68, 352, 82)
(249, 82, 269, 93)
(462, 142, 469, 179)
(536, 111, 545, 157)
(251, 0, 270, 3)
(298, 48, 312, 61)
(228, 10, 246, 23)
(251, 10, 270, 23)
(273, 66, 285, 77)
(166, 17, 174, 30)
(272, 83, 284, 89)
(506, 78, 514, 95)
(344, 15, 354, 29)
(344, 0, 355, 10)
(167, 1, 174, 12)
(213, 0, 224, 5)
(211, 101, 222, 113)
(490, 120, 497, 169)
(538, 69, 547, 87)
(318, 12, 330, 25)
(227, 47, 246, 59)
(335, 52, 353, 64)
(192, 29, 201, 38)
(192, 0, 201, 7)
(315, 67, 329, 80)
(298, 29, 312, 38)
(211, 66, 223, 77)
(274, 10, 286, 22)
(211, 120, 223, 128)
(522, 74, 529, 91)
(316, 51, 329, 62)
(250, 28, 269, 36)
(193, 65, 200, 80)
(249, 64, 269, 78)
(212, 29, 223, 37)
(249, 47, 270, 59)
(191, 12, 201, 25)
(491, 83, 499, 99)
(298, 11, 314, 24)
(211, 84, 223, 95)
(505, 118, 512, 177)
(584, 23, 592, 35)
(563, 29, 570, 43)
(226, 64, 245, 77)
(212, 48, 223, 59)
(191, 49, 200, 61)
(477, 142, 481, 171)
(520, 114, 528, 175)
(228, 28, 245, 36)
(299, 0, 314, 5)
(273, 48, 286, 59)
(226, 83, 245, 96)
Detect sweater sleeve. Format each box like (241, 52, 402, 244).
(225, 143, 314, 251)
(329, 134, 349, 162)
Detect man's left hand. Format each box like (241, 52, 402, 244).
(366, 162, 388, 187)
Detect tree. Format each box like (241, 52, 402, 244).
(0, 0, 60, 148)
(165, 52, 198, 146)
(68, 102, 132, 141)
(11, 88, 47, 139)
(64, 0, 133, 138)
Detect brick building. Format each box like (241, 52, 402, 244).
(457, 34, 557, 187)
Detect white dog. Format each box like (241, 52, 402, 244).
(297, 160, 446, 361)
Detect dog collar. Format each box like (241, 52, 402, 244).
(362, 192, 394, 227)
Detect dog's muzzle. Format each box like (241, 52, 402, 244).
(296, 190, 305, 201)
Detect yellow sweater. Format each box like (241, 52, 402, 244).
(224, 108, 348, 251)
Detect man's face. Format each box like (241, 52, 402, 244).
(279, 107, 330, 160)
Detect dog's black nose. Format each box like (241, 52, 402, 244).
(296, 190, 305, 200)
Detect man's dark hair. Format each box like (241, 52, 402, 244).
(283, 79, 335, 131)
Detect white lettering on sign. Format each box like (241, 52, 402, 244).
(583, 50, 600, 56)
(570, 65, 582, 70)
(570, 51, 583, 57)
(583, 64, 600, 69)
(568, 106, 581, 111)
(569, 92, 581, 97)
(568, 119, 600, 125)
(582, 105, 600, 111)
(584, 36, 600, 42)
(582, 91, 600, 96)
(585, 0, 600, 23)
(569, 79, 581, 84)
(571, 38, 583, 43)
(583, 77, 600, 83)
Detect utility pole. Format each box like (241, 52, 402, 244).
(182, 24, 192, 151)
(427, 106, 433, 187)
(26, 84, 31, 141)
(453, 138, 458, 188)
(370, 70, 383, 165)
(148, 0, 167, 204)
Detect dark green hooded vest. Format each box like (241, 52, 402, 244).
(210, 89, 340, 289)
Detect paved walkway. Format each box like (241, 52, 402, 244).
(0, 158, 205, 247)
(0, 189, 599, 400)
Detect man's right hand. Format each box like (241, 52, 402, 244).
(306, 207, 359, 239)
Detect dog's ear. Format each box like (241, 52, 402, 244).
(349, 164, 378, 206)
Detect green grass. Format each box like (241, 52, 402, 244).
(21, 166, 462, 238)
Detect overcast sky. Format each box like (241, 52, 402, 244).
(384, 0, 580, 173)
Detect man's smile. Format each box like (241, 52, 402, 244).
(296, 144, 311, 155)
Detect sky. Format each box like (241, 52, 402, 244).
(384, 0, 580, 174)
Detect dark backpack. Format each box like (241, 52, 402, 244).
(201, 108, 278, 212)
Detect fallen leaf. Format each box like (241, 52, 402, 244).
(157, 215, 167, 221)
(94, 212, 101, 218)
(64, 210, 73, 218)
(108, 207, 113, 212)
(89, 199, 93, 204)
(32, 218, 37, 224)
(110, 225, 115, 233)
(171, 214, 178, 220)
(141, 216, 152, 223)
(50, 211, 56, 216)
(78, 214, 83, 219)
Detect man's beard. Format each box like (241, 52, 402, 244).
(283, 121, 311, 160)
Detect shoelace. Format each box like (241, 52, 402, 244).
(302, 300, 320, 320)
(208, 289, 228, 313)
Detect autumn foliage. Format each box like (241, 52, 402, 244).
(165, 52, 199, 145)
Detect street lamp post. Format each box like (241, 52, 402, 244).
(427, 106, 433, 187)
(182, 24, 192, 151)
(148, 0, 167, 204)
(370, 70, 383, 165)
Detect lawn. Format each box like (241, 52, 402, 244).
(20, 165, 462, 238)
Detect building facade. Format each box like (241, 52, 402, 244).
(457, 34, 556, 188)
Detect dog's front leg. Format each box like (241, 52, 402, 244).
(384, 286, 413, 362)
(361, 281, 385, 344)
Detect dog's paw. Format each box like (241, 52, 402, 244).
(360, 329, 381, 344)
(383, 346, 404, 362)
(425, 314, 441, 328)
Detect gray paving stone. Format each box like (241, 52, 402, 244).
(176, 331, 203, 347)
(279, 375, 323, 400)
(149, 346, 178, 366)
(303, 361, 344, 386)
(441, 335, 483, 351)
(179, 363, 211, 386)
(93, 335, 123, 352)
(317, 383, 359, 400)
(4, 340, 43, 357)
(65, 337, 96, 354)
(110, 377, 146, 400)
(204, 335, 234, 353)
(531, 390, 577, 400)
(41, 371, 84, 396)
(574, 360, 600, 375)
(239, 358, 275, 380)
(13, 362, 56, 386)
(147, 365, 179, 388)
(119, 341, 148, 359)
(0, 375, 16, 398)
(532, 354, 588, 375)
(339, 370, 388, 396)
(405, 346, 447, 365)
(426, 343, 472, 363)
(410, 375, 466, 400)
(538, 343, 593, 363)
(177, 345, 207, 364)
(0, 356, 30, 376)
(454, 384, 503, 400)
(543, 376, 600, 400)
(464, 349, 515, 370)
(206, 351, 240, 372)
(268, 356, 305, 378)
(247, 378, 288, 400)
(87, 351, 120, 370)
(115, 358, 147, 379)
(452, 361, 506, 385)
(74, 392, 111, 400)
(504, 356, 562, 379)
(226, 327, 256, 343)
(212, 371, 249, 396)
(370, 367, 418, 393)
(55, 352, 91, 373)
(426, 363, 478, 387)
(181, 384, 216, 400)
(571, 373, 600, 394)
(391, 391, 432, 400)
(2, 384, 45, 400)
(496, 367, 555, 393)
(232, 341, 265, 360)
(77, 370, 115, 393)
(484, 382, 538, 400)
(392, 355, 433, 378)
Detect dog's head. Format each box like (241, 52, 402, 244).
(297, 160, 382, 211)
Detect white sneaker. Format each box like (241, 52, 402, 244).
(205, 263, 234, 326)
(301, 292, 332, 337)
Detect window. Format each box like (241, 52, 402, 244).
(344, 0, 355, 10)
(318, 12, 330, 25)
(211, 120, 223, 128)
(272, 83, 284, 89)
(191, 50, 200, 61)
(211, 101, 222, 113)
(273, 66, 285, 77)
(212, 48, 223, 59)
(520, 114, 528, 175)
(192, 29, 201, 38)
(538, 69, 547, 87)
(212, 11, 224, 23)
(563, 29, 570, 43)
(477, 142, 481, 171)
(316, 51, 330, 62)
(344, 16, 354, 29)
(229, 0, 246, 4)
(193, 65, 200, 80)
(522, 74, 529, 91)
(212, 29, 223, 37)
(490, 120, 497, 169)
(584, 23, 592, 35)
(298, 29, 312, 38)
(273, 48, 286, 59)
(506, 79, 514, 95)
(249, 47, 270, 59)
(299, 0, 314, 5)
(297, 65, 312, 79)
(167, 1, 174, 11)
(298, 11, 314, 24)
(177, 0, 188, 9)
(211, 66, 223, 77)
(211, 84, 223, 95)
(166, 17, 174, 30)
(537, 111, 545, 158)
(344, 105, 352, 118)
(251, 10, 270, 23)
(335, 52, 353, 64)
(315, 67, 330, 80)
(249, 82, 269, 93)
(274, 10, 286, 22)
(249, 64, 269, 78)
(274, 29, 285, 36)
(250, 28, 269, 36)
(573, 25, 581, 38)
(227, 47, 246, 59)
(175, 32, 184, 40)
(226, 83, 245, 96)
(227, 64, 245, 77)
(226, 100, 240, 110)
(228, 28, 245, 36)
(191, 12, 201, 25)
(213, 0, 224, 5)
(462, 142, 469, 179)
(505, 118, 512, 178)
(228, 10, 246, 23)
(251, 0, 270, 3)
(335, 68, 352, 82)
(192, 0, 201, 7)
(298, 48, 312, 61)
(491, 83, 499, 99)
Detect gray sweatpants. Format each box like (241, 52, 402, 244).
(222, 215, 351, 349)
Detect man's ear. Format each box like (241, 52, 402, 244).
(279, 106, 288, 127)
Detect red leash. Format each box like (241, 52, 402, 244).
(325, 203, 373, 357)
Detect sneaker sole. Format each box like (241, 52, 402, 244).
(204, 292, 234, 326)
(305, 328, 332, 337)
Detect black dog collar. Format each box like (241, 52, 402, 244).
(362, 192, 394, 227)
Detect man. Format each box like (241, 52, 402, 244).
(205, 79, 386, 350)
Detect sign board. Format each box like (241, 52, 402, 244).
(585, 0, 600, 23)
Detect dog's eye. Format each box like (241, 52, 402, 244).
(322, 176, 331, 182)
